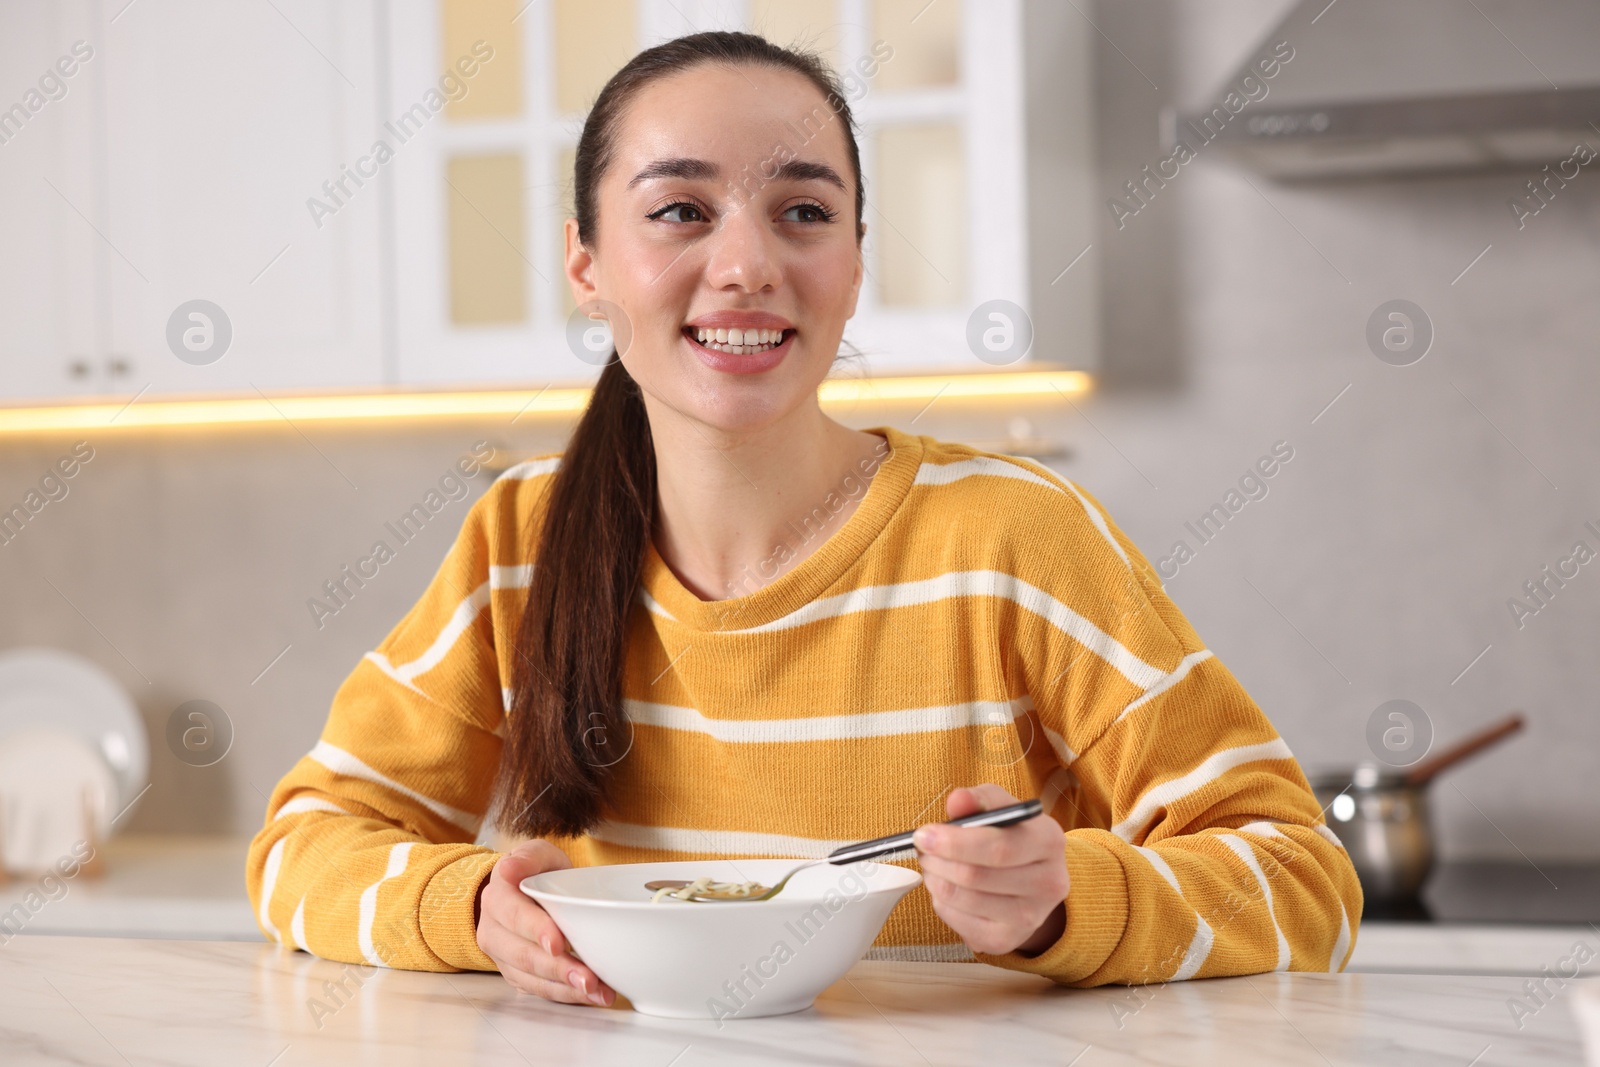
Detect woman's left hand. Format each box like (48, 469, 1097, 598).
(912, 784, 1070, 957)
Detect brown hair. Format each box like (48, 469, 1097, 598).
(491, 31, 867, 839)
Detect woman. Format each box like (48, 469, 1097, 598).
(247, 31, 1360, 1009)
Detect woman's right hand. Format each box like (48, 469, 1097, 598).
(475, 840, 616, 1007)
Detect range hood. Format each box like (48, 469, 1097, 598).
(1167, 0, 1600, 179)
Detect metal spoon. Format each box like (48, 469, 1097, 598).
(643, 797, 1043, 902)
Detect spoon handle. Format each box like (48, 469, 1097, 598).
(824, 798, 1044, 866)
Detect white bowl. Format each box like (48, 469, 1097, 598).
(521, 858, 921, 1020)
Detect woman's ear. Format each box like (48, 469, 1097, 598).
(844, 233, 866, 317)
(564, 217, 598, 305)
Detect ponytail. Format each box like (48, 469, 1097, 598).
(493, 358, 654, 837)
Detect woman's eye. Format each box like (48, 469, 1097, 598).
(649, 202, 705, 223)
(781, 203, 836, 224)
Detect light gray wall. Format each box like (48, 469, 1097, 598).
(1, 0, 1596, 861)
(1068, 0, 1600, 862)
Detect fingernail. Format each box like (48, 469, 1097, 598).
(540, 936, 552, 955)
(570, 971, 588, 994)
(589, 986, 608, 1006)
(914, 828, 937, 851)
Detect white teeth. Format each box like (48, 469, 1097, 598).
(685, 326, 789, 355)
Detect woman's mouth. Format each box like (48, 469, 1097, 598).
(684, 326, 790, 355)
(681, 325, 794, 374)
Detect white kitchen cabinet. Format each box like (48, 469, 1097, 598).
(1, 0, 1096, 404)
(100, 0, 386, 396)
(0, 0, 385, 403)
(0, 2, 104, 399)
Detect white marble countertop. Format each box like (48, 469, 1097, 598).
(2, 936, 1594, 1066)
(0, 835, 257, 940)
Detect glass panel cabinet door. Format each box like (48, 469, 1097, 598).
(377, 0, 1088, 391)
(388, 0, 585, 388)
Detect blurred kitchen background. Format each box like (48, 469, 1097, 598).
(1, 0, 1597, 967)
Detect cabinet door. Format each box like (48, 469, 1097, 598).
(100, 0, 384, 397)
(0, 2, 104, 400)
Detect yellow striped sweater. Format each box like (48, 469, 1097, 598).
(247, 424, 1362, 986)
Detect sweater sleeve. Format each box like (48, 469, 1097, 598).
(972, 472, 1363, 987)
(245, 479, 526, 973)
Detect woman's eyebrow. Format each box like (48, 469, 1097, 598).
(627, 156, 847, 191)
(628, 157, 718, 187)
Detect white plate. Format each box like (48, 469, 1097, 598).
(0, 647, 147, 825)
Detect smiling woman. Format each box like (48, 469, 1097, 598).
(247, 31, 1362, 1014)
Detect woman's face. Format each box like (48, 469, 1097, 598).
(565, 62, 864, 436)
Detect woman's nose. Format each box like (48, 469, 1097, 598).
(702, 207, 781, 293)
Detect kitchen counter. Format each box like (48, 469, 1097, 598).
(0, 835, 256, 940)
(2, 936, 1592, 1066)
(4, 836, 1597, 978)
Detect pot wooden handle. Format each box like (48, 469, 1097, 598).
(1403, 711, 1525, 788)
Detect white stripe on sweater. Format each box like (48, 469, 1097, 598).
(273, 796, 350, 821)
(913, 455, 1062, 493)
(258, 837, 286, 943)
(290, 897, 308, 952)
(1133, 844, 1182, 895)
(308, 741, 481, 833)
(638, 586, 675, 621)
(1172, 914, 1215, 981)
(1008, 456, 1133, 569)
(1133, 845, 1213, 981)
(1115, 650, 1214, 724)
(1244, 817, 1347, 854)
(364, 566, 529, 690)
(1217, 833, 1291, 972)
(358, 842, 415, 967)
(588, 821, 857, 858)
(914, 454, 1131, 570)
(620, 697, 1032, 744)
(740, 571, 1165, 690)
(370, 583, 491, 686)
(497, 456, 561, 482)
(1329, 903, 1352, 972)
(1110, 738, 1295, 842)
(489, 564, 533, 589)
(1054, 476, 1131, 567)
(1042, 722, 1077, 764)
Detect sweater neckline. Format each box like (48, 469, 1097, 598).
(638, 425, 922, 633)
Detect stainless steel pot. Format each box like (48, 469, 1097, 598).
(1309, 712, 1524, 905)
(1311, 764, 1434, 900)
